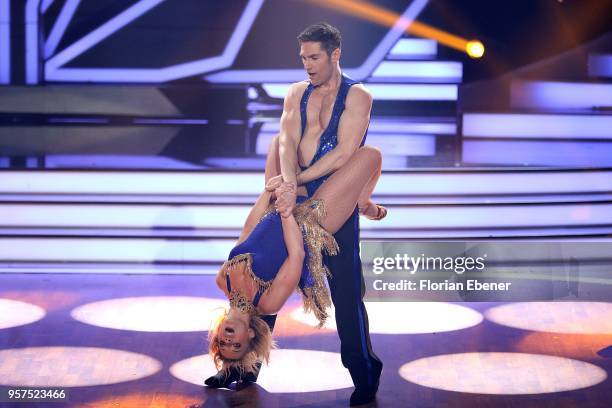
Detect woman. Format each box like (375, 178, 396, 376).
(208, 144, 386, 377)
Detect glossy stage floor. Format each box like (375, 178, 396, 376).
(1, 273, 611, 408)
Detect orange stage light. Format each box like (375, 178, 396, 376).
(305, 0, 485, 58)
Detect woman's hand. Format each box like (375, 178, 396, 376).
(265, 175, 283, 192)
(275, 182, 297, 218)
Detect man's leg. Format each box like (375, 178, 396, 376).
(327, 211, 383, 405)
(310, 146, 383, 404)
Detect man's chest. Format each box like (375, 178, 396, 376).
(304, 90, 339, 133)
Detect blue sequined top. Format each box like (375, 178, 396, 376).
(299, 73, 368, 197)
(225, 196, 338, 324)
(227, 196, 310, 307)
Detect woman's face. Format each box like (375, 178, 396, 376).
(217, 316, 254, 360)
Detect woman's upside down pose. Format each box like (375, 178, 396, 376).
(209, 145, 385, 376)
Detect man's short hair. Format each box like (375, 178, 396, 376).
(297, 22, 342, 56)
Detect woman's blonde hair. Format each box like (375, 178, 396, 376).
(208, 309, 275, 376)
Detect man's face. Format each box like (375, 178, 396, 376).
(300, 41, 338, 86)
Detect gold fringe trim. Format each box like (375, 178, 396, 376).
(225, 198, 338, 327)
(294, 198, 339, 327)
(228, 289, 256, 315)
(223, 253, 273, 296)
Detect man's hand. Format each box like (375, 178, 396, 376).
(275, 182, 297, 218)
(265, 174, 283, 192)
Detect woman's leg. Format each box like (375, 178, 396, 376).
(356, 148, 383, 218)
(313, 146, 383, 234)
(264, 135, 308, 196)
(264, 135, 281, 183)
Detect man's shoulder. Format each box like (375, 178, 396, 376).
(346, 83, 373, 109)
(286, 81, 310, 99)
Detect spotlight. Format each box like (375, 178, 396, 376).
(466, 40, 485, 58)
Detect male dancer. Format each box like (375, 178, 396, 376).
(206, 22, 383, 406)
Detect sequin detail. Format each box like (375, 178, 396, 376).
(299, 73, 367, 197)
(223, 253, 273, 297)
(224, 199, 338, 326)
(294, 198, 338, 327)
(229, 289, 255, 315)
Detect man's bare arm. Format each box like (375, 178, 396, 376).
(296, 85, 372, 185)
(278, 83, 303, 186)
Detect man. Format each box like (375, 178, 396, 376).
(206, 22, 383, 406)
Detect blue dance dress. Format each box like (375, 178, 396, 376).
(224, 195, 338, 326)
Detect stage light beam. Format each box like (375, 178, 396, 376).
(305, 0, 484, 57)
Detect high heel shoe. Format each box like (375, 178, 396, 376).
(359, 203, 387, 221)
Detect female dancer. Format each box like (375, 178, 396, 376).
(208, 142, 385, 376)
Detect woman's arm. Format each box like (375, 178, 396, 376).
(216, 189, 273, 297)
(257, 212, 305, 315)
(236, 189, 273, 246)
(215, 266, 229, 296)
